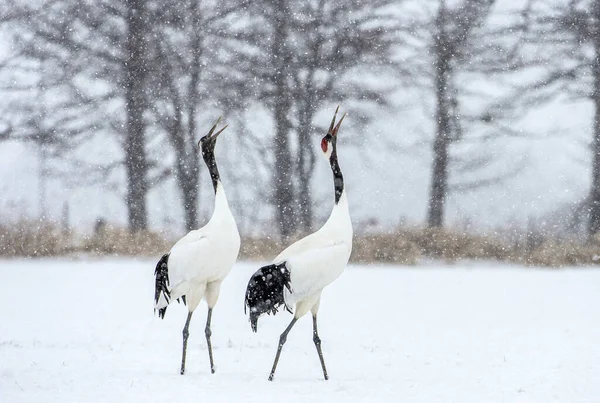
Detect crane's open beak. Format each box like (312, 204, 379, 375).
(328, 106, 346, 137)
(198, 117, 229, 148)
(211, 121, 229, 139)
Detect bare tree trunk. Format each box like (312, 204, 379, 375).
(150, 0, 204, 232)
(427, 51, 452, 228)
(272, 1, 296, 240)
(169, 118, 200, 232)
(124, 0, 149, 231)
(588, 0, 600, 237)
(179, 160, 200, 231)
(273, 103, 295, 240)
(425, 0, 500, 228)
(181, 0, 202, 231)
(296, 83, 317, 233)
(297, 133, 315, 232)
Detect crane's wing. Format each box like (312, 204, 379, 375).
(154, 253, 171, 317)
(273, 231, 325, 264)
(282, 242, 350, 308)
(167, 230, 211, 289)
(171, 228, 206, 249)
(244, 262, 292, 332)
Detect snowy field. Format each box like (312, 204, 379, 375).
(1, 259, 599, 403)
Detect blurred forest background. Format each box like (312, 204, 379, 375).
(1, 0, 600, 265)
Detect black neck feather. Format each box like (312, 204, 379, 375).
(329, 146, 344, 204)
(202, 147, 220, 193)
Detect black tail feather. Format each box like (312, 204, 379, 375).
(244, 262, 292, 332)
(154, 253, 170, 319)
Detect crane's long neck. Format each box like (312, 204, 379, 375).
(329, 147, 344, 204)
(212, 180, 231, 218)
(203, 147, 220, 193)
(203, 145, 232, 221)
(323, 148, 351, 237)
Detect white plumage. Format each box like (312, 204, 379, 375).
(154, 118, 239, 375)
(156, 183, 240, 312)
(244, 106, 352, 381)
(277, 190, 352, 317)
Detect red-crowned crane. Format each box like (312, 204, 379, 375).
(154, 117, 240, 375)
(244, 107, 353, 381)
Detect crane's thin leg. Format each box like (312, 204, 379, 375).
(268, 317, 298, 381)
(312, 314, 329, 380)
(205, 307, 215, 374)
(180, 311, 193, 375)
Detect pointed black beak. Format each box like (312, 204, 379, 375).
(198, 116, 228, 148)
(327, 106, 346, 137)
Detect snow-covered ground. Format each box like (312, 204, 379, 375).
(1, 259, 598, 403)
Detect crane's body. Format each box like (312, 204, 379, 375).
(275, 190, 352, 318)
(154, 118, 239, 375)
(156, 184, 239, 313)
(245, 107, 352, 381)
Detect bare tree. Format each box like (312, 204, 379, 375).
(2, 0, 257, 232)
(3, 0, 156, 231)
(290, 0, 400, 232)
(504, 0, 600, 238)
(146, 0, 251, 231)
(413, 0, 535, 228)
(0, 3, 100, 220)
(231, 0, 401, 239)
(425, 0, 497, 227)
(123, 0, 151, 231)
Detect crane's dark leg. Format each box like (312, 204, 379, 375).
(205, 307, 215, 374)
(268, 317, 298, 381)
(312, 314, 329, 380)
(180, 311, 193, 375)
